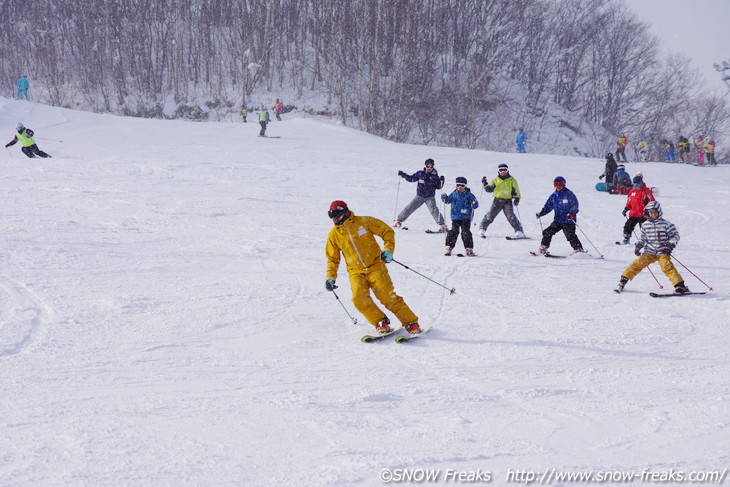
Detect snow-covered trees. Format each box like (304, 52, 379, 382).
(0, 0, 726, 156)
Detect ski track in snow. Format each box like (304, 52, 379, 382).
(0, 273, 50, 356)
(0, 98, 729, 486)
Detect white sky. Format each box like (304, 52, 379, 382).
(627, 0, 730, 94)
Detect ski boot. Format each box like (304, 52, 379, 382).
(615, 276, 628, 293)
(405, 322, 421, 334)
(375, 317, 392, 334)
(445, 246, 452, 256)
(674, 281, 689, 294)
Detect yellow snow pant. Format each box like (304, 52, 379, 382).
(623, 253, 683, 286)
(348, 261, 418, 327)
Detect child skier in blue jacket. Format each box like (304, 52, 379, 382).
(535, 176, 584, 254)
(441, 177, 478, 256)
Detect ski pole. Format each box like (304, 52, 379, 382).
(35, 137, 63, 143)
(573, 220, 604, 258)
(392, 259, 456, 294)
(331, 287, 358, 324)
(670, 255, 714, 290)
(393, 176, 401, 222)
(5, 147, 13, 159)
(646, 265, 663, 289)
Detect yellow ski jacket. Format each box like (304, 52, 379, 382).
(325, 212, 395, 280)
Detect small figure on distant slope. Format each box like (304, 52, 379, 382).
(616, 135, 628, 162)
(258, 107, 270, 136)
(516, 128, 527, 153)
(273, 99, 284, 121)
(16, 74, 30, 100)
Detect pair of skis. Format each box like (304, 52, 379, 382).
(361, 328, 430, 343)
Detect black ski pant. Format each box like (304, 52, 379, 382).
(445, 219, 473, 250)
(259, 121, 268, 136)
(22, 144, 51, 158)
(623, 217, 646, 237)
(541, 221, 582, 251)
(615, 148, 627, 162)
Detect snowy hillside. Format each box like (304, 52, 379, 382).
(0, 99, 728, 486)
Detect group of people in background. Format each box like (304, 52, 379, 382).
(392, 159, 582, 257)
(614, 135, 717, 166)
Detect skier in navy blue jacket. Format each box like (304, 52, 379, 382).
(535, 176, 584, 254)
(441, 177, 479, 256)
(395, 158, 447, 231)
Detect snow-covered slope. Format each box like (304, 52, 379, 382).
(0, 99, 728, 486)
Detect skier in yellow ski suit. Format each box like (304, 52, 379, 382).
(325, 200, 420, 334)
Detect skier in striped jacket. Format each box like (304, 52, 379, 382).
(615, 201, 688, 294)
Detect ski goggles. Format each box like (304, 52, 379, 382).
(456, 183, 466, 188)
(328, 208, 347, 219)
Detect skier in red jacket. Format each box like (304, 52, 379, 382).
(619, 174, 654, 244)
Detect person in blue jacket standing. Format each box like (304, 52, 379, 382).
(394, 158, 447, 231)
(516, 128, 527, 153)
(16, 75, 30, 100)
(535, 176, 583, 254)
(441, 177, 478, 256)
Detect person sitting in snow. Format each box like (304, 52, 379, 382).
(615, 200, 688, 294)
(441, 177, 478, 256)
(394, 158, 447, 232)
(5, 122, 51, 158)
(610, 164, 632, 194)
(478, 163, 525, 239)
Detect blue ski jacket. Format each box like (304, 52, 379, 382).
(538, 188, 579, 224)
(441, 188, 478, 221)
(403, 169, 442, 197)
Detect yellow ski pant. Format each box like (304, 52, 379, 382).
(348, 262, 418, 327)
(623, 253, 683, 286)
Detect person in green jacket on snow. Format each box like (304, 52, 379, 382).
(478, 163, 525, 238)
(258, 107, 270, 136)
(5, 122, 51, 158)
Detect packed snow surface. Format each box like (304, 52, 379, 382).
(0, 99, 728, 486)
